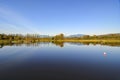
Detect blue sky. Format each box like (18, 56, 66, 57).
(0, 0, 119, 35)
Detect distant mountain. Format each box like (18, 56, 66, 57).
(67, 34, 85, 38)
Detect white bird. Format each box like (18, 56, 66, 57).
(104, 52, 107, 55)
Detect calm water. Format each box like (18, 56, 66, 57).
(0, 42, 120, 80)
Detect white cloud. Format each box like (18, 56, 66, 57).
(0, 6, 41, 34)
(0, 23, 25, 34)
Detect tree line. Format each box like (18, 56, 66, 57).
(65, 33, 120, 40)
(0, 33, 120, 41)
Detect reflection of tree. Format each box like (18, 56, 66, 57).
(0, 44, 3, 48)
(68, 42, 83, 46)
(0, 42, 51, 48)
(52, 41, 64, 47)
(0, 41, 120, 48)
(100, 42, 120, 47)
(0, 43, 14, 48)
(68, 42, 120, 47)
(81, 42, 90, 45)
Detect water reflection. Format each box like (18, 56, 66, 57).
(52, 41, 64, 47)
(67, 42, 120, 47)
(0, 41, 120, 48)
(0, 41, 120, 80)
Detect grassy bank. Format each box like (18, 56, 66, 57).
(0, 39, 120, 43)
(63, 39, 120, 43)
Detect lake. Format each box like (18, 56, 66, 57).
(0, 42, 120, 80)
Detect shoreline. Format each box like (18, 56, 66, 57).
(0, 39, 120, 43)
